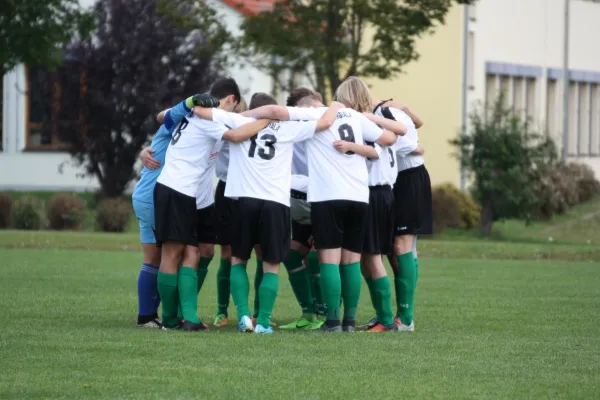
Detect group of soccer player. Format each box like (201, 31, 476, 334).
(131, 75, 432, 334)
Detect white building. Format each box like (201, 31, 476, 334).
(0, 0, 274, 191)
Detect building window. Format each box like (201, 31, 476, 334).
(0, 76, 3, 151)
(526, 78, 536, 120)
(500, 75, 511, 108)
(486, 72, 538, 124)
(591, 84, 599, 155)
(513, 77, 525, 116)
(485, 74, 497, 111)
(26, 65, 85, 150)
(546, 79, 558, 139)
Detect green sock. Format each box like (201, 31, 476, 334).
(253, 259, 263, 318)
(177, 267, 200, 324)
(196, 256, 212, 294)
(415, 258, 419, 283)
(230, 264, 251, 318)
(395, 252, 416, 325)
(340, 262, 362, 321)
(157, 271, 179, 327)
(284, 249, 315, 317)
(320, 263, 341, 324)
(256, 272, 279, 327)
(216, 258, 231, 316)
(373, 276, 394, 326)
(365, 276, 379, 320)
(307, 251, 324, 315)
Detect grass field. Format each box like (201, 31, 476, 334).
(1, 198, 600, 399)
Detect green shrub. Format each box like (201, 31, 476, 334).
(47, 194, 86, 230)
(96, 198, 132, 232)
(431, 183, 480, 234)
(0, 192, 12, 228)
(566, 162, 600, 204)
(12, 196, 44, 230)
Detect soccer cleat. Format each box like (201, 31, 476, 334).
(279, 317, 323, 330)
(161, 321, 181, 331)
(357, 317, 378, 329)
(252, 317, 277, 327)
(314, 324, 343, 333)
(254, 324, 274, 334)
(342, 325, 356, 333)
(213, 314, 229, 327)
(238, 316, 254, 333)
(368, 323, 399, 332)
(136, 317, 162, 329)
(394, 317, 415, 331)
(182, 320, 209, 332)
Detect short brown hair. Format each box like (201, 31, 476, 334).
(249, 92, 278, 110)
(286, 87, 322, 106)
(233, 96, 248, 113)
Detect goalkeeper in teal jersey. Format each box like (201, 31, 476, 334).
(131, 94, 218, 328)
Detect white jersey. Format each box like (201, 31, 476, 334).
(212, 109, 317, 206)
(215, 142, 229, 182)
(291, 174, 309, 193)
(292, 142, 308, 175)
(287, 106, 384, 203)
(157, 112, 226, 197)
(367, 143, 396, 187)
(375, 107, 424, 172)
(196, 141, 222, 209)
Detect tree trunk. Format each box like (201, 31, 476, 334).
(479, 202, 494, 236)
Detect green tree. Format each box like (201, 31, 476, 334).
(238, 0, 475, 97)
(0, 0, 94, 75)
(451, 94, 557, 236)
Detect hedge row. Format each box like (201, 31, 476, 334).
(0, 193, 131, 232)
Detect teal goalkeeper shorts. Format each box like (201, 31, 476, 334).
(132, 199, 156, 244)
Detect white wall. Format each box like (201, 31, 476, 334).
(469, 0, 600, 176)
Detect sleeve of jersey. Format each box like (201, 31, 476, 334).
(213, 108, 254, 129)
(359, 113, 384, 142)
(164, 101, 191, 131)
(286, 107, 325, 121)
(292, 121, 318, 142)
(395, 136, 419, 157)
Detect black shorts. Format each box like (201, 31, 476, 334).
(197, 204, 217, 245)
(214, 180, 236, 245)
(311, 200, 368, 253)
(291, 220, 313, 249)
(153, 182, 198, 247)
(393, 165, 433, 236)
(232, 197, 290, 263)
(363, 185, 394, 254)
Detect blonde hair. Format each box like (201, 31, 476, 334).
(334, 76, 374, 113)
(234, 96, 248, 113)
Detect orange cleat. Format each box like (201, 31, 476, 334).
(368, 322, 398, 332)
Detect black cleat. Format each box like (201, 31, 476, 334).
(181, 320, 209, 332)
(314, 324, 343, 333)
(161, 321, 181, 331)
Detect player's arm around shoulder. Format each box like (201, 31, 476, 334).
(333, 141, 379, 159)
(242, 105, 290, 121)
(364, 112, 407, 136)
(384, 101, 424, 128)
(222, 119, 271, 143)
(315, 101, 344, 131)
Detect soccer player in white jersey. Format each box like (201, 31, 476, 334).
(194, 92, 341, 333)
(370, 94, 428, 332)
(242, 92, 405, 333)
(153, 78, 265, 331)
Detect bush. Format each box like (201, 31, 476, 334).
(96, 197, 131, 232)
(431, 184, 480, 234)
(12, 196, 44, 230)
(0, 192, 12, 228)
(47, 194, 86, 230)
(535, 162, 600, 219)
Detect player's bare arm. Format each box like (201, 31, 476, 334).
(241, 105, 290, 121)
(140, 147, 161, 170)
(333, 141, 379, 159)
(375, 130, 396, 147)
(315, 101, 344, 131)
(384, 101, 424, 128)
(410, 144, 425, 156)
(364, 112, 407, 136)
(156, 109, 168, 124)
(222, 119, 271, 143)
